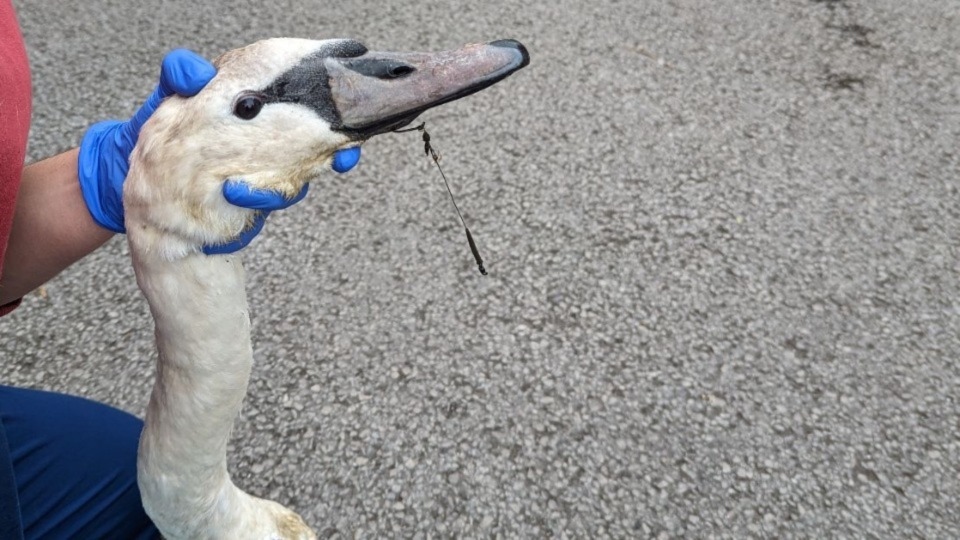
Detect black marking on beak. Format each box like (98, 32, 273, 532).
(255, 39, 373, 129)
(257, 54, 341, 127)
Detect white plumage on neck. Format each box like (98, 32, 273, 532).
(132, 251, 313, 539)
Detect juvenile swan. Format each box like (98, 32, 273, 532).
(124, 38, 528, 539)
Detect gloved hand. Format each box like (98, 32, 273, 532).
(202, 145, 361, 254)
(78, 48, 362, 251)
(79, 49, 217, 234)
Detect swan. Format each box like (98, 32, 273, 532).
(123, 37, 528, 539)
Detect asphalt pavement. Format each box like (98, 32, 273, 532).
(2, 0, 959, 537)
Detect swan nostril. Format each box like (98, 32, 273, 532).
(388, 65, 415, 78)
(342, 58, 415, 80)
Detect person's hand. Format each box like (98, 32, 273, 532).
(78, 49, 217, 233)
(202, 146, 362, 255)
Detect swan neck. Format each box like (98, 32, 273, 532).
(134, 251, 253, 535)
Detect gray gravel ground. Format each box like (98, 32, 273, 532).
(3, 0, 959, 537)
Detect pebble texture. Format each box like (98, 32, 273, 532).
(2, 0, 959, 537)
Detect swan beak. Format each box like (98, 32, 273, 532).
(327, 39, 529, 138)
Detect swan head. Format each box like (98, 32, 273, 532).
(125, 37, 528, 259)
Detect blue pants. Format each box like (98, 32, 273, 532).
(0, 385, 158, 539)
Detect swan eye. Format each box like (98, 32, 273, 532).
(234, 96, 264, 120)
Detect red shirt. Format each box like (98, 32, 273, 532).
(0, 0, 30, 316)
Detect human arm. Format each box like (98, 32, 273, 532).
(0, 50, 215, 307)
(0, 148, 107, 306)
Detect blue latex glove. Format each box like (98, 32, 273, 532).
(332, 146, 361, 173)
(78, 49, 217, 233)
(202, 146, 361, 254)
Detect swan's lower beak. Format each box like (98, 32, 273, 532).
(327, 40, 529, 139)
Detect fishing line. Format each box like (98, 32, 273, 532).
(394, 122, 487, 276)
